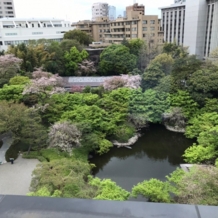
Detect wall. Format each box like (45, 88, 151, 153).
(183, 0, 207, 59)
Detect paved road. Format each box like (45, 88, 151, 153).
(0, 135, 13, 164)
(0, 155, 39, 195)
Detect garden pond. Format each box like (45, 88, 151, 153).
(90, 124, 194, 192)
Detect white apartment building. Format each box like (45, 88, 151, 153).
(0, 18, 74, 51)
(0, 0, 15, 18)
(92, 3, 109, 21)
(160, 0, 218, 59)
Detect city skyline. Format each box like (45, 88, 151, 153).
(13, 0, 173, 22)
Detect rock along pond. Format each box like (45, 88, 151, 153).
(90, 124, 194, 192)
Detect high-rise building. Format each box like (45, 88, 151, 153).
(123, 11, 126, 18)
(108, 5, 116, 20)
(73, 3, 163, 46)
(92, 2, 109, 21)
(0, 0, 16, 18)
(160, 0, 218, 58)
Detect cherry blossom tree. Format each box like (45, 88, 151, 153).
(0, 54, 22, 87)
(71, 85, 84, 93)
(23, 69, 65, 97)
(103, 75, 141, 91)
(76, 60, 96, 76)
(22, 69, 65, 109)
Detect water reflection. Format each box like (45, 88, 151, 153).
(90, 124, 194, 191)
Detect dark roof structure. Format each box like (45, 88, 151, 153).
(62, 76, 113, 88)
(0, 195, 218, 218)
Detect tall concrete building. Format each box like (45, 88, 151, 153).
(73, 3, 164, 45)
(0, 0, 16, 18)
(92, 2, 109, 21)
(160, 0, 218, 58)
(108, 5, 116, 21)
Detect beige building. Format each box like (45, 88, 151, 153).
(72, 3, 164, 46)
(0, 0, 16, 18)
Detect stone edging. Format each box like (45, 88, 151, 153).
(164, 124, 185, 133)
(112, 134, 140, 148)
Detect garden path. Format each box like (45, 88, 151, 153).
(0, 155, 39, 195)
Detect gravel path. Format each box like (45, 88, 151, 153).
(0, 134, 13, 164)
(0, 155, 39, 195)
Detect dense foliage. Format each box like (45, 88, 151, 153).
(2, 39, 218, 205)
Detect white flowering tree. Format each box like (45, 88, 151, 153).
(103, 75, 141, 91)
(48, 121, 81, 153)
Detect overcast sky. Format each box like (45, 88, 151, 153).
(14, 0, 173, 22)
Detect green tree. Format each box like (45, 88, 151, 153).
(185, 112, 218, 139)
(149, 53, 174, 75)
(88, 176, 130, 201)
(64, 30, 92, 46)
(9, 76, 30, 85)
(99, 44, 137, 75)
(154, 75, 173, 93)
(64, 46, 89, 75)
(188, 68, 218, 105)
(129, 89, 170, 123)
(7, 43, 38, 72)
(124, 39, 145, 56)
(132, 179, 171, 203)
(0, 84, 24, 102)
(21, 109, 47, 154)
(60, 39, 84, 52)
(162, 42, 188, 59)
(210, 47, 218, 67)
(0, 101, 29, 136)
(168, 90, 199, 119)
(142, 62, 165, 90)
(171, 55, 202, 91)
(29, 159, 97, 198)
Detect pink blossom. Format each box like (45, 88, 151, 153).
(103, 75, 141, 91)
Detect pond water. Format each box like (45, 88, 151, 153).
(90, 124, 194, 192)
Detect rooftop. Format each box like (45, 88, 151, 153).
(0, 195, 218, 218)
(0, 18, 69, 22)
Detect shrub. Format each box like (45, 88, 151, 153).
(132, 178, 171, 203)
(112, 123, 136, 143)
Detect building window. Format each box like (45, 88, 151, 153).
(150, 20, 155, 24)
(142, 27, 147, 31)
(143, 20, 147, 24)
(132, 34, 137, 38)
(32, 32, 43, 35)
(132, 27, 137, 31)
(150, 27, 155, 31)
(5, 33, 17, 35)
(54, 24, 62, 27)
(143, 34, 146, 37)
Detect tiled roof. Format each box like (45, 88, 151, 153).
(62, 76, 114, 87)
